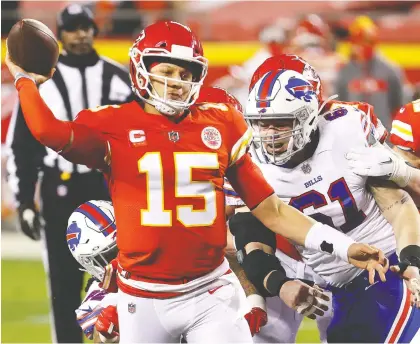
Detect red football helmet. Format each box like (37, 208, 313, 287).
(249, 54, 323, 103)
(289, 14, 330, 51)
(196, 86, 243, 113)
(129, 21, 208, 116)
(348, 16, 378, 61)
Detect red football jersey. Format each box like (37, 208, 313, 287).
(390, 100, 420, 153)
(68, 101, 273, 281)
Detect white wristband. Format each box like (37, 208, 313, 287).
(247, 294, 267, 312)
(14, 72, 36, 86)
(391, 158, 412, 188)
(304, 222, 355, 263)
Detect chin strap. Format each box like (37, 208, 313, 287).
(318, 94, 338, 115)
(135, 89, 186, 117)
(150, 97, 184, 116)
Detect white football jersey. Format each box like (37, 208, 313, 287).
(75, 280, 117, 339)
(227, 106, 396, 287)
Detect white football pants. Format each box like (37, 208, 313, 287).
(117, 273, 253, 343)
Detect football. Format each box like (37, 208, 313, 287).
(7, 19, 59, 76)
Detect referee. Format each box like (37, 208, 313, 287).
(6, 4, 131, 343)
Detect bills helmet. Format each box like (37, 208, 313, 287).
(246, 69, 319, 165)
(129, 21, 208, 116)
(249, 54, 323, 104)
(66, 200, 117, 281)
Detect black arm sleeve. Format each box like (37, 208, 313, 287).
(229, 212, 277, 252)
(6, 102, 45, 207)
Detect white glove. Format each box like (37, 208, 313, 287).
(346, 145, 412, 188)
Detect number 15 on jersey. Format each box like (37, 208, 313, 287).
(138, 152, 220, 227)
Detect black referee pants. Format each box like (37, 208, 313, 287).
(40, 171, 110, 343)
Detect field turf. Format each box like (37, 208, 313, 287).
(1, 259, 320, 343)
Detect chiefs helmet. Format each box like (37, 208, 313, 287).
(67, 200, 117, 281)
(129, 21, 208, 116)
(246, 69, 320, 165)
(249, 54, 323, 103)
(197, 86, 243, 112)
(348, 16, 378, 61)
(289, 14, 330, 51)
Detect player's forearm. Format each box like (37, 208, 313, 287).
(15, 78, 72, 151)
(251, 194, 315, 245)
(371, 183, 420, 253)
(252, 194, 355, 262)
(225, 251, 259, 296)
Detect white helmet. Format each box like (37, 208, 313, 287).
(66, 200, 117, 281)
(245, 69, 320, 165)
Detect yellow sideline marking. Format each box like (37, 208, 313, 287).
(2, 39, 420, 68)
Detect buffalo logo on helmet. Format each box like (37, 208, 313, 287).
(285, 77, 316, 103)
(66, 222, 82, 251)
(201, 126, 222, 149)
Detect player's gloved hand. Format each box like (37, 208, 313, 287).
(348, 243, 389, 284)
(99, 259, 118, 293)
(95, 305, 119, 343)
(18, 203, 44, 241)
(244, 294, 267, 336)
(346, 144, 412, 188)
(279, 280, 330, 320)
(391, 264, 420, 308)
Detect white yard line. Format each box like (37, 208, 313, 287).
(1, 231, 42, 260)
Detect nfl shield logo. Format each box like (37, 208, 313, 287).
(128, 302, 136, 314)
(301, 163, 312, 174)
(168, 131, 180, 142)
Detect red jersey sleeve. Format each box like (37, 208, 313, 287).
(390, 101, 420, 152)
(226, 154, 274, 210)
(16, 78, 107, 169)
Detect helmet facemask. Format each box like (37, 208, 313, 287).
(77, 241, 118, 281)
(247, 105, 318, 165)
(130, 46, 208, 116)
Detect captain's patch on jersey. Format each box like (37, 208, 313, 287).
(201, 126, 222, 149)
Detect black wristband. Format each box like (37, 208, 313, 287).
(265, 270, 291, 296)
(399, 245, 420, 269)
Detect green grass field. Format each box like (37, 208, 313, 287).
(1, 259, 319, 343)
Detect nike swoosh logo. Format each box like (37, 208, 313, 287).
(380, 158, 393, 165)
(208, 286, 224, 294)
(364, 281, 379, 291)
(79, 306, 93, 313)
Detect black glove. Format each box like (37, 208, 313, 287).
(18, 204, 44, 241)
